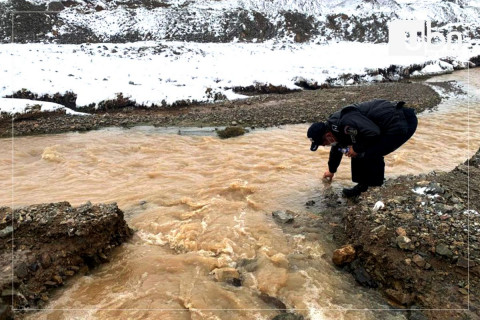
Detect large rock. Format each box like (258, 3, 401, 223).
(0, 202, 132, 314)
(332, 244, 356, 266)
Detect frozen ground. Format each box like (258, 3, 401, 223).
(1, 40, 479, 115)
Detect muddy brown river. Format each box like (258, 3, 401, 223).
(1, 69, 479, 319)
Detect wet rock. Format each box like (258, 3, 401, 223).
(396, 235, 412, 250)
(272, 210, 294, 224)
(259, 293, 286, 311)
(349, 260, 377, 288)
(305, 200, 315, 206)
(217, 126, 246, 139)
(332, 244, 355, 266)
(435, 243, 453, 257)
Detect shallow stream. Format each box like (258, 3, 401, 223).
(1, 69, 479, 320)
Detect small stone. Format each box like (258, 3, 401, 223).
(272, 210, 294, 224)
(305, 200, 315, 206)
(0, 226, 13, 238)
(451, 197, 460, 204)
(412, 254, 426, 268)
(52, 275, 63, 284)
(396, 236, 412, 250)
(385, 288, 414, 305)
(424, 263, 432, 270)
(371, 225, 386, 234)
(458, 288, 468, 295)
(405, 258, 412, 265)
(14, 263, 29, 279)
(436, 243, 453, 257)
(332, 245, 356, 266)
(40, 253, 51, 268)
(64, 270, 75, 276)
(396, 227, 407, 236)
(456, 257, 474, 268)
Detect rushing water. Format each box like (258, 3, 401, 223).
(1, 69, 479, 320)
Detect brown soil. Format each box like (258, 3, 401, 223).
(0, 202, 132, 319)
(0, 81, 441, 138)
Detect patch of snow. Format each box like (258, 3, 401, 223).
(412, 187, 427, 195)
(0, 98, 89, 116)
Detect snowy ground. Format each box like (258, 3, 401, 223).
(1, 40, 480, 115)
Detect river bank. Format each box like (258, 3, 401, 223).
(0, 202, 132, 319)
(311, 147, 480, 320)
(0, 80, 444, 138)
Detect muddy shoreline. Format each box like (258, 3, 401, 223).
(0, 202, 132, 320)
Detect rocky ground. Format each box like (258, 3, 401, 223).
(308, 148, 480, 320)
(0, 81, 443, 138)
(0, 202, 132, 319)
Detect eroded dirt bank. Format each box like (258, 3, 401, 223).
(0, 202, 132, 319)
(315, 148, 480, 320)
(0, 81, 442, 138)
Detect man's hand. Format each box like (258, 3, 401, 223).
(346, 146, 358, 158)
(323, 170, 334, 182)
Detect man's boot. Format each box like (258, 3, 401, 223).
(342, 183, 368, 198)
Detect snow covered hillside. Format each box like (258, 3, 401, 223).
(1, 41, 479, 111)
(0, 0, 479, 44)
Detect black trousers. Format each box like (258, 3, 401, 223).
(351, 108, 418, 186)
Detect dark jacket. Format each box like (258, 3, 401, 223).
(327, 99, 408, 173)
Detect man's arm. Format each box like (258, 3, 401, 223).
(328, 146, 343, 173)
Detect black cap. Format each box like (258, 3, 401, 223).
(307, 122, 327, 152)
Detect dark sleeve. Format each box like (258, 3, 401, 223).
(328, 146, 343, 173)
(341, 112, 381, 153)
